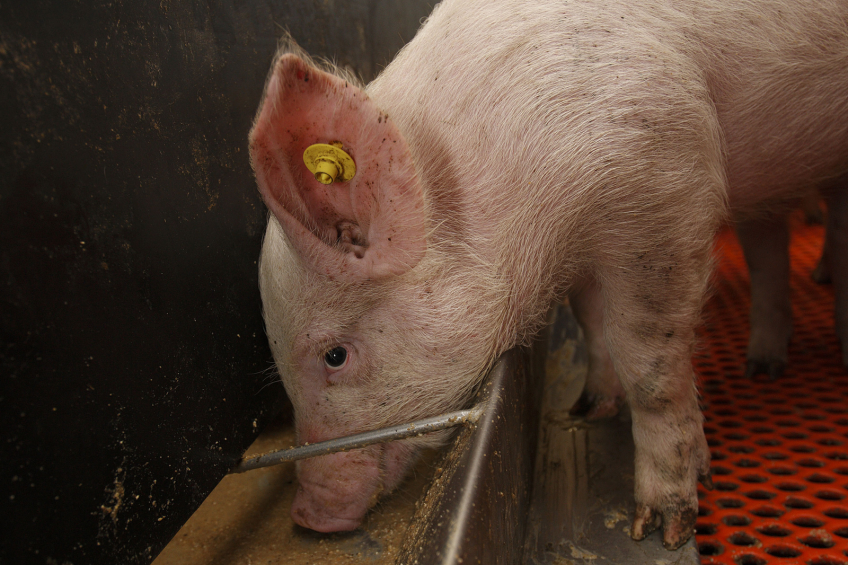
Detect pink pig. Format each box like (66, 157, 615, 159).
(737, 180, 848, 379)
(250, 0, 848, 550)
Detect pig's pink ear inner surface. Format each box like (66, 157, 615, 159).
(249, 54, 426, 281)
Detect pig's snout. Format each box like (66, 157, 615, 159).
(291, 441, 418, 532)
(291, 482, 370, 532)
(291, 449, 384, 533)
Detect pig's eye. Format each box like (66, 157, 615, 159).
(323, 346, 348, 370)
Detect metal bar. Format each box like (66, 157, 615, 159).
(230, 404, 486, 474)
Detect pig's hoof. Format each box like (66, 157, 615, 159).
(744, 359, 785, 380)
(805, 208, 825, 225)
(812, 259, 831, 284)
(630, 504, 661, 541)
(631, 501, 697, 550)
(569, 391, 622, 420)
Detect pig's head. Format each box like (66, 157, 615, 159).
(249, 50, 507, 532)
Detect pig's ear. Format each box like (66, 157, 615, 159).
(249, 54, 426, 281)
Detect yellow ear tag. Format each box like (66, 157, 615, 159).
(303, 143, 356, 185)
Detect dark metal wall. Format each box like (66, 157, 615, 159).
(0, 2, 433, 564)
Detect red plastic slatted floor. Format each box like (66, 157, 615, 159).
(695, 213, 848, 565)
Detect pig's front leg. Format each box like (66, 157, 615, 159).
(601, 262, 712, 550)
(569, 280, 626, 420)
(824, 180, 848, 368)
(737, 214, 792, 379)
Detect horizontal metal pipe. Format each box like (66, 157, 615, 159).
(230, 403, 486, 474)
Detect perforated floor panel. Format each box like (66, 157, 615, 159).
(695, 213, 848, 565)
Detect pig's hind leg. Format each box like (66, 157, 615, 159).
(812, 239, 831, 284)
(568, 280, 626, 420)
(824, 178, 848, 368)
(600, 254, 712, 550)
(737, 214, 793, 379)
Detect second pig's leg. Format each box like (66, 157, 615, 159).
(737, 214, 792, 379)
(824, 179, 848, 368)
(569, 280, 626, 420)
(812, 239, 831, 284)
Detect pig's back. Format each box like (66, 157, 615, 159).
(684, 0, 848, 212)
(367, 0, 847, 281)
